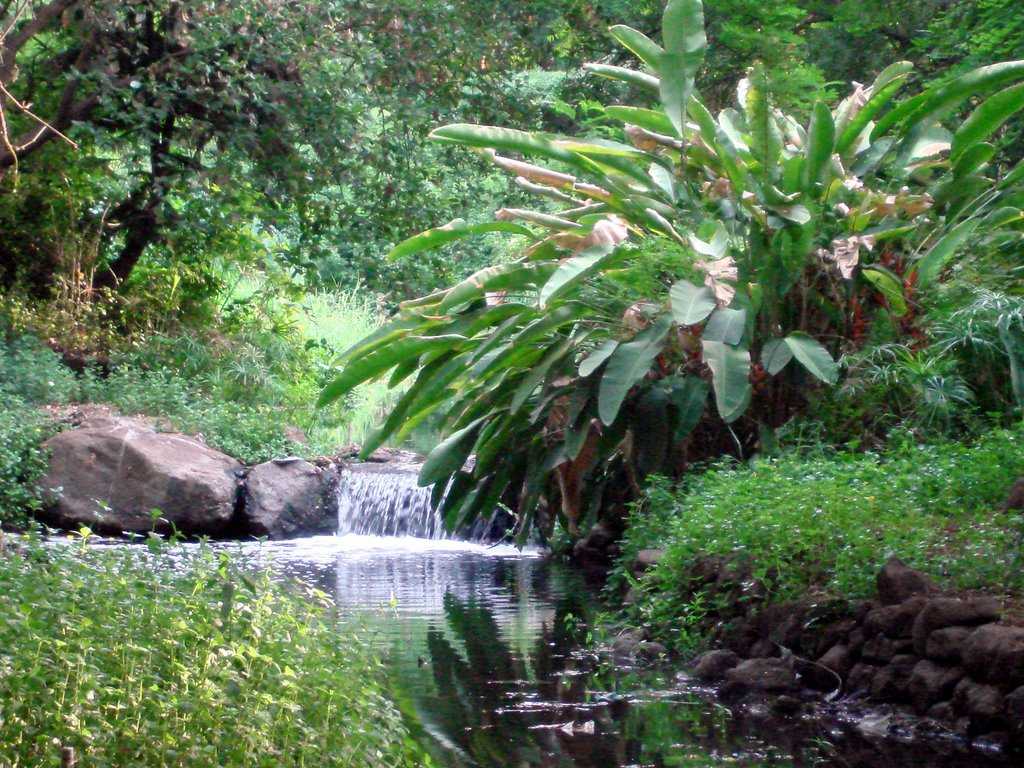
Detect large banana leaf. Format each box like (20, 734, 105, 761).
(388, 220, 534, 261)
(951, 82, 1024, 163)
(670, 279, 716, 325)
(702, 340, 751, 423)
(598, 314, 673, 425)
(659, 0, 707, 137)
(784, 332, 839, 385)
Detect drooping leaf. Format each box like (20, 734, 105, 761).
(701, 340, 751, 423)
(745, 63, 783, 182)
(439, 261, 554, 313)
(584, 63, 660, 92)
(665, 375, 709, 439)
(609, 25, 663, 72)
(784, 332, 839, 385)
(835, 62, 914, 153)
(761, 338, 793, 375)
(388, 220, 534, 261)
(605, 106, 676, 135)
(914, 219, 979, 287)
(579, 339, 619, 377)
(670, 279, 716, 325)
(659, 0, 707, 137)
(419, 417, 487, 487)
(539, 244, 618, 307)
(598, 314, 673, 425)
(951, 82, 1024, 163)
(862, 266, 908, 315)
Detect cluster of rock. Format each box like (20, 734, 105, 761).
(39, 417, 338, 539)
(684, 556, 1024, 747)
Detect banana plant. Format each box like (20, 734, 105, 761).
(321, 0, 1024, 542)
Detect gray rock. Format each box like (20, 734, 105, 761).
(908, 660, 965, 714)
(1006, 685, 1024, 737)
(877, 557, 937, 605)
(240, 458, 338, 539)
(927, 701, 955, 721)
(692, 649, 741, 681)
(818, 644, 854, 678)
(862, 634, 915, 663)
(963, 624, 1024, 687)
(870, 654, 919, 702)
(847, 662, 880, 694)
(724, 658, 798, 693)
(863, 597, 928, 639)
(953, 677, 1005, 728)
(632, 548, 664, 574)
(611, 629, 646, 663)
(926, 626, 972, 663)
(635, 641, 668, 663)
(41, 417, 241, 535)
(912, 597, 1001, 656)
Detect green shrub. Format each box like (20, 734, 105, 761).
(0, 335, 79, 405)
(0, 541, 431, 767)
(0, 398, 57, 527)
(619, 426, 1024, 646)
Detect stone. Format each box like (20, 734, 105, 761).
(963, 624, 1024, 688)
(635, 641, 668, 663)
(847, 663, 880, 694)
(862, 597, 928, 639)
(40, 417, 241, 535)
(925, 626, 972, 663)
(748, 639, 778, 658)
(912, 597, 1001, 656)
(908, 660, 965, 714)
(240, 458, 339, 539)
(723, 658, 798, 694)
(847, 627, 867, 655)
(927, 701, 955, 721)
(870, 654, 919, 702)
(794, 656, 842, 692)
(692, 649, 741, 681)
(862, 634, 915, 663)
(611, 629, 646, 663)
(1005, 685, 1024, 737)
(953, 677, 1005, 729)
(876, 557, 937, 605)
(818, 644, 854, 678)
(632, 549, 664, 574)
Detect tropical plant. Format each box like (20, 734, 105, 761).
(321, 0, 1024, 541)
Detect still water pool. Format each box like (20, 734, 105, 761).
(187, 533, 1014, 768)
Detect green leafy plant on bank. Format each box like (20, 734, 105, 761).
(320, 0, 1024, 541)
(0, 539, 432, 768)
(0, 398, 57, 528)
(614, 425, 1024, 651)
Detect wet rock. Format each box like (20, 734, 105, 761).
(847, 627, 867, 655)
(794, 656, 841, 692)
(1005, 685, 1024, 737)
(692, 649, 741, 681)
(818, 644, 854, 678)
(772, 695, 803, 715)
(927, 701, 955, 721)
(877, 557, 937, 606)
(963, 624, 1024, 687)
(611, 629, 646, 662)
(926, 626, 972, 663)
(632, 549, 664, 574)
(241, 458, 338, 539)
(635, 641, 668, 663)
(40, 417, 241, 535)
(862, 597, 927, 639)
(870, 654, 919, 702)
(862, 634, 915, 663)
(953, 678, 1005, 730)
(748, 639, 778, 658)
(847, 663, 880, 694)
(912, 597, 1001, 656)
(723, 658, 798, 694)
(908, 660, 965, 714)
(814, 618, 857, 659)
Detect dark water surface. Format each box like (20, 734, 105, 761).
(182, 534, 1014, 768)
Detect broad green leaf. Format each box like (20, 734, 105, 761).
(609, 25, 663, 71)
(605, 105, 676, 135)
(388, 220, 533, 261)
(953, 142, 997, 178)
(598, 314, 673, 425)
(439, 261, 553, 313)
(701, 340, 751, 423)
(689, 221, 729, 257)
(665, 375, 709, 439)
(431, 124, 582, 169)
(579, 339, 619, 377)
(998, 316, 1024, 410)
(319, 335, 465, 407)
(914, 219, 979, 286)
(670, 279, 716, 325)
(862, 266, 908, 315)
(951, 82, 1024, 162)
(745, 63, 783, 182)
(702, 307, 747, 345)
(784, 332, 839, 385)
(803, 101, 835, 190)
(510, 333, 580, 413)
(584, 63, 660, 92)
(835, 62, 914, 153)
(660, 0, 707, 137)
(761, 338, 792, 375)
(909, 61, 1024, 128)
(539, 244, 617, 307)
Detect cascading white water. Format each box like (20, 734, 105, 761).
(336, 464, 447, 539)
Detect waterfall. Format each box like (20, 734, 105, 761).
(336, 464, 447, 540)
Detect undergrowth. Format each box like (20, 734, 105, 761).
(0, 537, 431, 767)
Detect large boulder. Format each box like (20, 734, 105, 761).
(963, 624, 1024, 688)
(876, 557, 937, 605)
(240, 458, 339, 539)
(41, 417, 241, 535)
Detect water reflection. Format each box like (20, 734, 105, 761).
(208, 535, 1015, 768)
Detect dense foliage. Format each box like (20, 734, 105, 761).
(0, 539, 430, 767)
(321, 0, 1024, 542)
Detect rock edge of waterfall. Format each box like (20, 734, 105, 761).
(37, 415, 366, 539)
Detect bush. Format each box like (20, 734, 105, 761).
(619, 426, 1024, 646)
(0, 335, 79, 405)
(0, 541, 431, 767)
(0, 398, 57, 527)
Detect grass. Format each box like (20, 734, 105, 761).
(0, 536, 432, 767)
(616, 425, 1024, 649)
